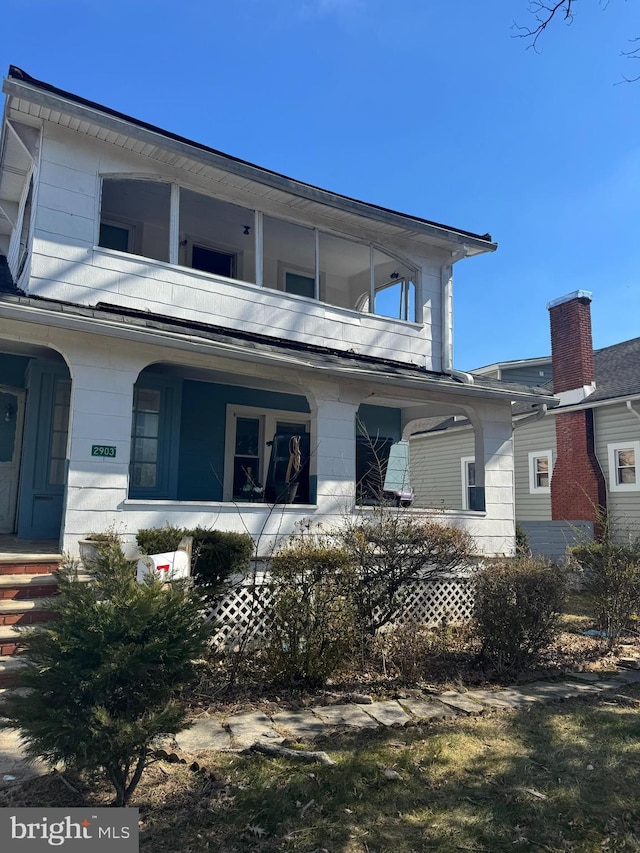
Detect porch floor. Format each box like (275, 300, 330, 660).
(0, 536, 61, 561)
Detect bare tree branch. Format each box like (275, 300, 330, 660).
(513, 1, 576, 53)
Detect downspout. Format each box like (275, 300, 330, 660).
(441, 245, 474, 384)
(626, 400, 640, 424)
(513, 403, 548, 429)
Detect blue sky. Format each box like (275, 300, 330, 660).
(2, 0, 638, 369)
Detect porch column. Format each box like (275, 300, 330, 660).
(464, 400, 515, 556)
(59, 342, 149, 555)
(307, 383, 362, 520)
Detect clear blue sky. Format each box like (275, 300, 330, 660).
(2, 0, 638, 369)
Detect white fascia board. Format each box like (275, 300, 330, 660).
(0, 298, 555, 406)
(2, 77, 496, 256)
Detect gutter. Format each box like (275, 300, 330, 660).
(0, 297, 553, 405)
(627, 400, 640, 424)
(513, 403, 548, 429)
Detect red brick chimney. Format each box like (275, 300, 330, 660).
(547, 292, 606, 525)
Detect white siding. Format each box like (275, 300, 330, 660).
(27, 125, 445, 369)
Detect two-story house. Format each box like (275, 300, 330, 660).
(0, 66, 554, 558)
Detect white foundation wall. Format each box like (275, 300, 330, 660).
(27, 124, 445, 369)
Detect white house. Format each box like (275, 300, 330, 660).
(0, 66, 554, 558)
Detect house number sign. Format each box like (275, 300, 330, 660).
(92, 445, 117, 458)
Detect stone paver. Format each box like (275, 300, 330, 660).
(225, 712, 284, 748)
(363, 700, 412, 727)
(612, 669, 640, 683)
(466, 689, 531, 711)
(271, 710, 329, 741)
(174, 719, 233, 752)
(438, 691, 484, 715)
(310, 703, 379, 728)
(400, 698, 454, 721)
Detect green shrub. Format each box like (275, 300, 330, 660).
(1, 539, 211, 806)
(515, 523, 531, 556)
(136, 525, 253, 601)
(474, 557, 566, 673)
(267, 531, 357, 686)
(571, 539, 640, 647)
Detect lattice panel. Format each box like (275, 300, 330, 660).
(208, 575, 475, 650)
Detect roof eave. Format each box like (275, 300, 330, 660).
(2, 72, 496, 255)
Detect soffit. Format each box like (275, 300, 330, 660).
(4, 78, 495, 257)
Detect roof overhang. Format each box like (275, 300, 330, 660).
(2, 67, 497, 257)
(0, 292, 554, 407)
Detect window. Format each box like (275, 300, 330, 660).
(528, 450, 553, 494)
(99, 178, 170, 262)
(608, 442, 640, 492)
(461, 456, 476, 510)
(285, 271, 315, 299)
(48, 379, 70, 486)
(130, 387, 161, 490)
(224, 406, 310, 502)
(99, 220, 133, 253)
(192, 245, 236, 278)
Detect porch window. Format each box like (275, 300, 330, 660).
(528, 450, 552, 494)
(461, 456, 476, 510)
(372, 248, 416, 322)
(99, 179, 170, 262)
(263, 216, 316, 298)
(131, 387, 161, 490)
(48, 378, 70, 486)
(608, 442, 640, 491)
(179, 189, 255, 282)
(224, 406, 310, 503)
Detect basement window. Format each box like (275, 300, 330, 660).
(608, 442, 640, 492)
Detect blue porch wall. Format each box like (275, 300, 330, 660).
(357, 404, 401, 441)
(176, 380, 310, 501)
(0, 353, 30, 388)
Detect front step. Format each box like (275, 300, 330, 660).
(0, 555, 62, 662)
(0, 655, 27, 689)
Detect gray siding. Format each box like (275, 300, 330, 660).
(518, 520, 593, 562)
(410, 427, 474, 510)
(502, 365, 553, 386)
(513, 416, 556, 521)
(594, 402, 640, 533)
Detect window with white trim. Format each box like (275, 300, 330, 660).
(608, 441, 640, 492)
(528, 450, 553, 494)
(461, 456, 476, 510)
(224, 406, 311, 503)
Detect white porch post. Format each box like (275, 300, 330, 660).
(465, 400, 515, 556)
(59, 341, 148, 555)
(307, 383, 362, 521)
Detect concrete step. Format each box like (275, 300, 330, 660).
(0, 573, 60, 601)
(0, 655, 27, 688)
(0, 598, 57, 626)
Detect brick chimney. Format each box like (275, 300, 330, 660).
(547, 291, 606, 525)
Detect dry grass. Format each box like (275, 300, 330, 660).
(2, 686, 640, 852)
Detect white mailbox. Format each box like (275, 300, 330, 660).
(136, 550, 191, 583)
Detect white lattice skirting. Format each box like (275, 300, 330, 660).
(208, 572, 475, 650)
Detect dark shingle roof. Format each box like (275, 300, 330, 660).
(0, 256, 19, 293)
(590, 337, 640, 402)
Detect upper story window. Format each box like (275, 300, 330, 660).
(99, 179, 170, 262)
(528, 450, 552, 494)
(97, 178, 419, 321)
(608, 442, 640, 492)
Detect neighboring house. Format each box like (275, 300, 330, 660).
(0, 66, 554, 558)
(411, 291, 640, 559)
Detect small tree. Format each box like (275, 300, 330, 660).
(339, 511, 474, 633)
(1, 540, 211, 806)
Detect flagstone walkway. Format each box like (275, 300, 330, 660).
(1, 669, 639, 787)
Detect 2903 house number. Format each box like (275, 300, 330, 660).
(91, 445, 117, 458)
